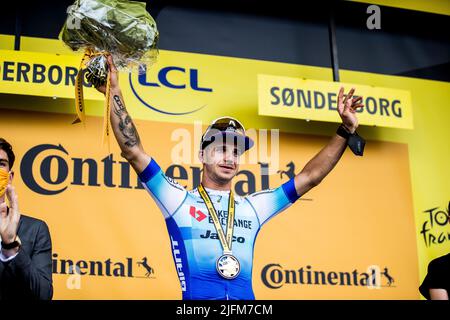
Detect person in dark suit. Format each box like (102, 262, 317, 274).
(419, 252, 450, 300)
(0, 138, 53, 300)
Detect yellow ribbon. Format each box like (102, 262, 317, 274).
(74, 48, 112, 151)
(197, 184, 235, 254)
(0, 168, 9, 198)
(102, 71, 112, 151)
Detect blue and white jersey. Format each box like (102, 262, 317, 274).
(139, 158, 300, 300)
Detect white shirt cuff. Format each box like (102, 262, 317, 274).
(0, 248, 19, 262)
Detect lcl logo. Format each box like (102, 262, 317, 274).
(129, 66, 213, 115)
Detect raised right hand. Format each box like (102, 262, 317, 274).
(95, 54, 120, 95)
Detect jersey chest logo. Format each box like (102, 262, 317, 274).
(189, 206, 207, 222)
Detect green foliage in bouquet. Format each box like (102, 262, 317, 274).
(60, 0, 159, 71)
(59, 0, 159, 145)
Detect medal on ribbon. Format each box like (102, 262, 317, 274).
(197, 184, 241, 280)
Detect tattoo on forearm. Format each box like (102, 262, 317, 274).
(112, 95, 141, 147)
(113, 95, 126, 111)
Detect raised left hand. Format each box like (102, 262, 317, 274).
(0, 185, 21, 246)
(337, 87, 364, 133)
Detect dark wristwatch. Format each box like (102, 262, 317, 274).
(1, 239, 21, 250)
(336, 124, 366, 156)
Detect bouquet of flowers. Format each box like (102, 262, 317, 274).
(60, 0, 159, 144)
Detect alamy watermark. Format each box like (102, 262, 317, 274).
(170, 121, 280, 175)
(366, 5, 381, 30)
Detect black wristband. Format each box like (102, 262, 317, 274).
(336, 124, 366, 156)
(1, 240, 21, 250)
(336, 124, 351, 140)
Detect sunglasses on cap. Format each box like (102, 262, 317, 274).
(210, 116, 245, 131)
(201, 116, 254, 152)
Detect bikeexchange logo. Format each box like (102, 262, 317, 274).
(129, 65, 213, 115)
(261, 264, 395, 289)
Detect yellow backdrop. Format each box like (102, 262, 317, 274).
(1, 109, 418, 299)
(0, 34, 449, 299)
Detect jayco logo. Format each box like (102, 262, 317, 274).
(420, 201, 450, 247)
(129, 65, 213, 115)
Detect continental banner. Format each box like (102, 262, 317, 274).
(0, 108, 419, 299)
(258, 74, 413, 129)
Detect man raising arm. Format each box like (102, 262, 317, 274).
(96, 55, 150, 175)
(294, 87, 363, 197)
(96, 56, 365, 300)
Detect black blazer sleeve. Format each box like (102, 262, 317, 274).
(419, 254, 450, 300)
(6, 220, 53, 300)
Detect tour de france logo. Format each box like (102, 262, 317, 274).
(420, 201, 450, 248)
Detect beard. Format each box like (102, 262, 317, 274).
(204, 163, 236, 185)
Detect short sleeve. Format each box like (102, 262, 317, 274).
(419, 258, 447, 299)
(245, 178, 300, 227)
(139, 158, 188, 219)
